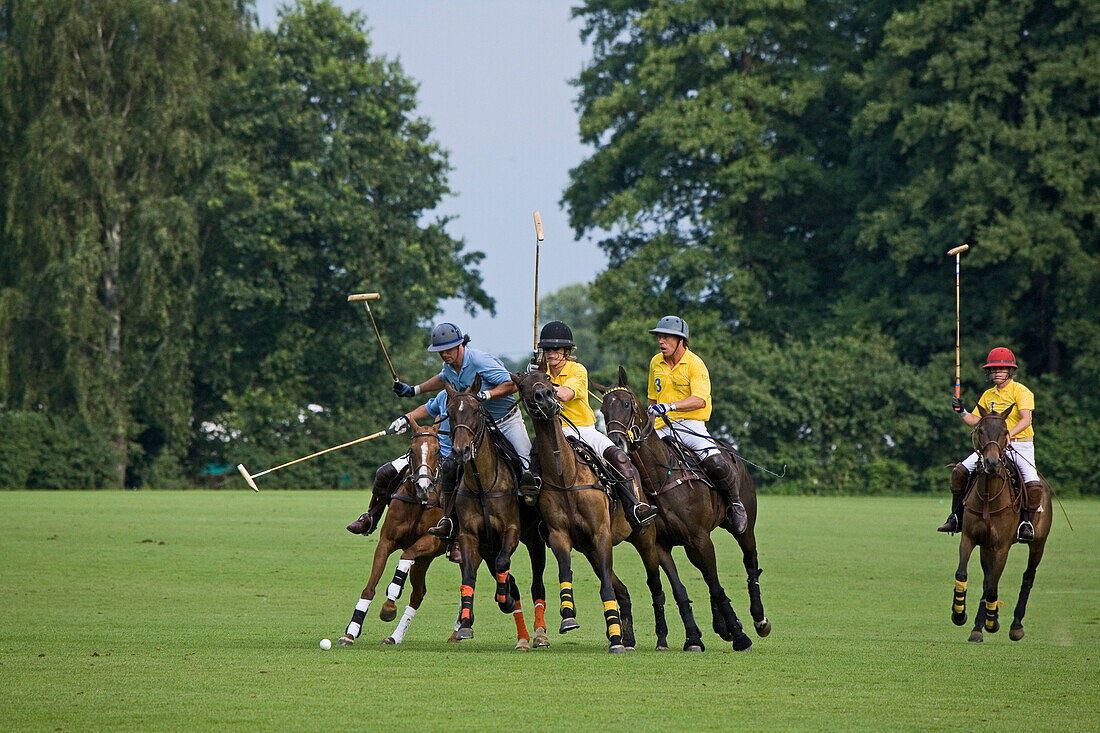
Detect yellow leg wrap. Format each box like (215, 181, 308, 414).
(608, 624, 622, 637)
(985, 600, 1003, 612)
(955, 580, 967, 593)
(603, 599, 619, 612)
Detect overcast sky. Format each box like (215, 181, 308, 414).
(252, 1, 607, 359)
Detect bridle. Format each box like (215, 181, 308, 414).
(518, 374, 561, 423)
(448, 393, 487, 454)
(970, 415, 1009, 475)
(602, 386, 651, 449)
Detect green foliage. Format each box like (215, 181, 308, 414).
(0, 411, 114, 490)
(568, 0, 1100, 495)
(190, 0, 491, 485)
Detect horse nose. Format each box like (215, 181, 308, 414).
(986, 457, 1001, 474)
(459, 446, 472, 463)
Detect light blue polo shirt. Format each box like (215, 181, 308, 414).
(423, 391, 452, 457)
(437, 347, 516, 421)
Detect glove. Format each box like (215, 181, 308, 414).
(525, 354, 542, 373)
(647, 403, 671, 418)
(393, 381, 416, 398)
(951, 397, 966, 414)
(387, 415, 410, 435)
(476, 390, 491, 402)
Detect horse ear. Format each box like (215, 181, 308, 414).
(510, 371, 524, 387)
(444, 381, 456, 399)
(471, 373, 482, 394)
(998, 403, 1015, 420)
(618, 365, 628, 387)
(977, 403, 989, 417)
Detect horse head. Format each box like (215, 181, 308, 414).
(511, 367, 560, 424)
(600, 365, 649, 453)
(973, 404, 1012, 475)
(445, 374, 485, 464)
(408, 424, 442, 503)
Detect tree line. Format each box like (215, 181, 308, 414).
(2, 0, 1097, 494)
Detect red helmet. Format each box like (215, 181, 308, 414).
(982, 347, 1017, 369)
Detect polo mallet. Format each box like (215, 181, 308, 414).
(236, 429, 390, 491)
(532, 210, 545, 355)
(947, 244, 969, 399)
(348, 292, 399, 382)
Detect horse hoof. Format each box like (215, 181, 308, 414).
(684, 644, 704, 652)
(656, 645, 670, 652)
(379, 600, 397, 622)
(968, 631, 983, 643)
(381, 637, 396, 645)
(337, 635, 354, 647)
(755, 618, 771, 637)
(532, 631, 550, 649)
(456, 627, 473, 641)
(609, 644, 627, 654)
(952, 612, 968, 627)
(731, 634, 753, 652)
(559, 618, 580, 634)
(1010, 625, 1024, 642)
(446, 632, 459, 643)
(986, 620, 1000, 634)
(624, 646, 636, 652)
(515, 638, 531, 651)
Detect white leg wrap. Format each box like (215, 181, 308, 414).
(390, 606, 417, 644)
(345, 597, 372, 638)
(387, 559, 414, 601)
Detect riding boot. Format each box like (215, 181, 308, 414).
(700, 454, 748, 535)
(428, 457, 460, 541)
(347, 462, 401, 535)
(602, 446, 656, 528)
(937, 463, 970, 533)
(1017, 481, 1041, 542)
(518, 447, 542, 507)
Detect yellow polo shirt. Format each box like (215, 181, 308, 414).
(647, 349, 711, 428)
(550, 359, 595, 428)
(971, 380, 1035, 440)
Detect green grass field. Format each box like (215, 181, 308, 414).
(2, 492, 1097, 731)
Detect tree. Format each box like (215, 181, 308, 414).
(849, 0, 1100, 376)
(0, 0, 249, 488)
(190, 0, 492, 484)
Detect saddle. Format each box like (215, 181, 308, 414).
(962, 459, 1028, 513)
(563, 435, 616, 503)
(659, 435, 714, 491)
(483, 413, 524, 490)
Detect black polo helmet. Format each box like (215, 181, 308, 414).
(538, 321, 574, 349)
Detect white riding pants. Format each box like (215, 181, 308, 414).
(497, 408, 532, 464)
(961, 440, 1038, 483)
(655, 419, 721, 460)
(562, 423, 615, 456)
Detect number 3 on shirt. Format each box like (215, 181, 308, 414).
(654, 377, 661, 393)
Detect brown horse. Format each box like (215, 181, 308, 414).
(512, 368, 673, 652)
(338, 425, 448, 646)
(951, 405, 1052, 642)
(600, 367, 766, 651)
(446, 375, 534, 650)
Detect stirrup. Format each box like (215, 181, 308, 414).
(630, 503, 657, 527)
(1016, 521, 1035, 543)
(346, 512, 375, 536)
(428, 516, 455, 540)
(937, 514, 960, 534)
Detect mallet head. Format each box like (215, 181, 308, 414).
(347, 293, 380, 302)
(947, 244, 969, 256)
(237, 464, 260, 492)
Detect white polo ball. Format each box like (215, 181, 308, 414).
(319, 638, 332, 650)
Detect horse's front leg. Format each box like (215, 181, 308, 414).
(548, 529, 578, 633)
(338, 534, 396, 646)
(382, 555, 435, 645)
(953, 534, 975, 627)
(609, 569, 635, 650)
(494, 522, 530, 650)
(380, 533, 443, 623)
(583, 530, 626, 653)
(455, 530, 482, 641)
(656, 543, 702, 651)
(972, 545, 1008, 641)
(625, 531, 666, 651)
